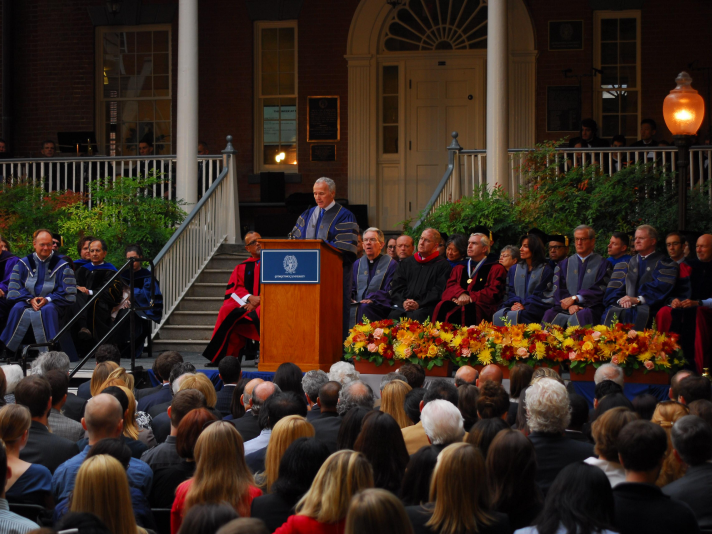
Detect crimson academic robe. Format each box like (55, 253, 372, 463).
(203, 257, 260, 363)
(433, 257, 507, 326)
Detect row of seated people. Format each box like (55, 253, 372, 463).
(348, 224, 711, 372)
(0, 229, 163, 361)
(0, 349, 711, 534)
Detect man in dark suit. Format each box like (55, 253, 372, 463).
(215, 356, 242, 417)
(77, 344, 122, 400)
(614, 420, 699, 534)
(232, 380, 277, 442)
(15, 376, 79, 473)
(302, 370, 329, 422)
(311, 381, 342, 453)
(663, 415, 712, 532)
(149, 363, 197, 442)
(526, 378, 594, 495)
(137, 351, 184, 412)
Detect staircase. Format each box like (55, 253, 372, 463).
(152, 243, 250, 354)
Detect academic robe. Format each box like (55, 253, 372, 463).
(203, 257, 260, 363)
(541, 254, 611, 327)
(388, 253, 451, 322)
(74, 262, 124, 342)
(433, 257, 507, 326)
(0, 251, 19, 328)
(603, 252, 678, 330)
(113, 268, 163, 359)
(0, 252, 77, 353)
(291, 202, 359, 338)
(608, 254, 631, 267)
(493, 262, 554, 326)
(656, 258, 712, 372)
(349, 254, 398, 327)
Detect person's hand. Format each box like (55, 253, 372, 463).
(243, 302, 256, 312)
(360, 299, 373, 304)
(670, 299, 682, 309)
(247, 295, 260, 307)
(31, 297, 47, 311)
(511, 303, 525, 311)
(456, 293, 472, 306)
(569, 305, 582, 315)
(679, 299, 699, 308)
(560, 297, 575, 310)
(403, 299, 419, 311)
(0, 288, 4, 298)
(77, 286, 89, 294)
(619, 296, 638, 309)
(120, 300, 131, 310)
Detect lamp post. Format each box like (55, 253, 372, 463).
(106, 0, 122, 18)
(663, 71, 705, 231)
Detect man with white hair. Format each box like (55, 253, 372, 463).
(31, 351, 86, 422)
(290, 177, 359, 338)
(328, 361, 360, 385)
(526, 378, 594, 494)
(593, 363, 625, 389)
(420, 399, 465, 448)
(336, 380, 374, 415)
(302, 369, 329, 421)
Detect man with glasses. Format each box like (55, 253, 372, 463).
(603, 225, 678, 329)
(541, 225, 611, 327)
(547, 234, 569, 269)
(203, 232, 263, 366)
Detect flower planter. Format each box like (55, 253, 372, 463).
(569, 366, 670, 385)
(471, 362, 561, 380)
(352, 358, 451, 377)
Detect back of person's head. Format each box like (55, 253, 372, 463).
(423, 378, 458, 406)
(457, 384, 479, 429)
(155, 351, 184, 382)
(296, 450, 374, 523)
(689, 399, 712, 428)
(86, 438, 131, 470)
(177, 503, 239, 534)
(170, 389, 207, 428)
(670, 370, 694, 401)
(595, 392, 633, 418)
(264, 391, 308, 429)
(0, 439, 6, 487)
(84, 393, 123, 439)
(476, 380, 509, 419)
(531, 367, 563, 385)
(400, 445, 440, 506)
(302, 370, 329, 404)
(1, 365, 23, 395)
(230, 378, 248, 419)
(44, 369, 69, 407)
(465, 417, 509, 458)
(632, 393, 658, 420)
(345, 488, 414, 534)
(14, 375, 51, 418)
(618, 420, 669, 471)
(509, 364, 534, 399)
(404, 388, 426, 425)
(593, 363, 625, 388)
(397, 363, 426, 389)
(100, 386, 129, 415)
(591, 406, 638, 462)
(179, 373, 218, 408)
(354, 411, 409, 494)
(217, 518, 269, 534)
(274, 362, 305, 396)
(671, 415, 712, 466)
(337, 406, 370, 450)
(0, 404, 31, 445)
(0, 367, 9, 400)
(170, 362, 197, 394)
(525, 378, 570, 433)
(651, 400, 689, 431)
(678, 375, 712, 404)
(328, 361, 360, 385)
(101, 366, 135, 391)
(380, 379, 413, 428)
(380, 371, 408, 390)
(70, 454, 139, 534)
(271, 438, 330, 502)
(534, 462, 615, 534)
(568, 393, 590, 431)
(318, 381, 341, 411)
(90, 361, 119, 397)
(486, 430, 540, 513)
(515, 387, 530, 433)
(594, 379, 623, 400)
(264, 415, 315, 491)
(421, 399, 465, 445)
(337, 380, 374, 415)
(94, 344, 121, 365)
(218, 356, 242, 385)
(176, 408, 217, 460)
(251, 381, 281, 416)
(32, 350, 70, 375)
(56, 512, 112, 534)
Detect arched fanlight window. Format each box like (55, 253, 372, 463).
(383, 0, 488, 52)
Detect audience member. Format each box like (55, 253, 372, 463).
(310, 381, 342, 453)
(2, 365, 23, 405)
(592, 379, 624, 412)
(133, 350, 182, 402)
(45, 369, 85, 441)
(231, 378, 265, 441)
(651, 400, 689, 487)
(328, 362, 360, 386)
(402, 379, 458, 455)
(56, 512, 112, 534)
(453, 365, 478, 387)
(607, 231, 631, 265)
(216, 356, 242, 417)
(498, 245, 520, 273)
(177, 503, 238, 534)
(273, 363, 306, 398)
(632, 393, 658, 420)
(688, 399, 712, 428)
(404, 388, 426, 425)
(515, 388, 530, 435)
(593, 363, 625, 388)
(476, 381, 509, 420)
(227, 378, 248, 421)
(565, 393, 591, 443)
(584, 406, 638, 488)
(395, 235, 415, 262)
(137, 353, 185, 412)
(530, 367, 564, 385)
(337, 407, 370, 451)
(88, 361, 120, 398)
(0, 439, 40, 532)
(354, 412, 409, 494)
(337, 380, 374, 415)
(476, 364, 503, 387)
(669, 369, 694, 402)
(345, 488, 414, 534)
(386, 238, 398, 260)
(614, 420, 700, 534)
(595, 393, 634, 421)
(678, 374, 712, 404)
(507, 364, 534, 424)
(420, 399, 464, 450)
(457, 384, 479, 432)
(399, 446, 440, 507)
(379, 371, 407, 391)
(465, 418, 508, 459)
(177, 373, 218, 412)
(242, 385, 291, 456)
(396, 363, 426, 389)
(218, 518, 270, 534)
(302, 370, 329, 421)
(380, 380, 413, 428)
(252, 414, 314, 486)
(31, 351, 87, 422)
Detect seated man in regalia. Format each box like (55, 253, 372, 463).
(0, 236, 18, 330)
(349, 227, 398, 328)
(0, 229, 77, 357)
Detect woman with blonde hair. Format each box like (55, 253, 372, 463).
(178, 373, 218, 408)
(90, 361, 119, 397)
(260, 415, 314, 492)
(274, 450, 374, 534)
(345, 488, 414, 534)
(651, 400, 689, 486)
(100, 367, 135, 391)
(171, 421, 261, 534)
(70, 454, 147, 534)
(380, 380, 413, 428)
(405, 442, 509, 534)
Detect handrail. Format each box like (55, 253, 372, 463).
(0, 155, 224, 162)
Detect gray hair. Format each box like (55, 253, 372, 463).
(574, 225, 595, 239)
(525, 378, 571, 434)
(252, 382, 281, 416)
(31, 351, 70, 375)
(337, 380, 374, 415)
(422, 228, 442, 245)
(636, 224, 658, 241)
(315, 177, 336, 193)
(363, 227, 385, 244)
(302, 370, 329, 403)
(172, 372, 196, 395)
(328, 361, 360, 385)
(420, 399, 464, 445)
(471, 233, 491, 251)
(593, 363, 625, 388)
(2, 365, 24, 394)
(671, 415, 712, 466)
(379, 372, 407, 391)
(500, 245, 520, 261)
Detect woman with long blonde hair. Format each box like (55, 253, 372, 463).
(274, 450, 374, 534)
(651, 400, 689, 486)
(261, 415, 314, 492)
(100, 367, 135, 391)
(171, 421, 261, 534)
(178, 373, 218, 408)
(380, 380, 413, 428)
(89, 361, 119, 397)
(70, 454, 147, 534)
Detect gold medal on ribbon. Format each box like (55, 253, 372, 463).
(467, 278, 473, 284)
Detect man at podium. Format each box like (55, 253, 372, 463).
(291, 177, 359, 338)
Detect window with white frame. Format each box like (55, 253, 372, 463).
(255, 22, 297, 170)
(97, 25, 172, 156)
(594, 11, 641, 144)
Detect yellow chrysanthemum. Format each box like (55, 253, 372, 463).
(582, 341, 594, 352)
(637, 351, 654, 362)
(394, 344, 409, 360)
(492, 332, 504, 345)
(553, 332, 565, 343)
(440, 331, 454, 343)
(478, 348, 493, 365)
(354, 342, 366, 351)
(526, 323, 543, 332)
(449, 335, 463, 348)
(565, 326, 579, 336)
(535, 342, 547, 360)
(563, 338, 575, 348)
(593, 325, 609, 333)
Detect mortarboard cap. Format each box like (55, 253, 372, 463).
(470, 225, 496, 243)
(51, 233, 64, 247)
(548, 233, 569, 247)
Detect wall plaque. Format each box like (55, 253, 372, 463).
(307, 96, 340, 142)
(546, 86, 581, 132)
(549, 21, 584, 51)
(310, 144, 336, 162)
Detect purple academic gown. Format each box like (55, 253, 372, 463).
(349, 254, 398, 327)
(0, 252, 19, 328)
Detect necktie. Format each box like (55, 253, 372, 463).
(315, 208, 325, 236)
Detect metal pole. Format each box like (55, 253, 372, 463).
(674, 135, 692, 231)
(485, 0, 508, 192)
(129, 260, 136, 374)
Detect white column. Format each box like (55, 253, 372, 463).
(486, 0, 509, 191)
(347, 56, 372, 207)
(176, 0, 198, 207)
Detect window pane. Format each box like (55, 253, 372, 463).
(619, 42, 636, 65)
(154, 76, 169, 97)
(122, 55, 136, 76)
(620, 91, 637, 114)
(262, 50, 279, 73)
(104, 77, 119, 98)
(121, 101, 138, 123)
(383, 66, 398, 95)
(139, 76, 153, 98)
(281, 120, 296, 143)
(619, 18, 637, 41)
(619, 66, 636, 88)
(601, 67, 617, 86)
(153, 31, 169, 52)
(278, 28, 295, 50)
(262, 28, 279, 50)
(601, 43, 617, 65)
(155, 122, 171, 144)
(601, 19, 617, 41)
(383, 95, 399, 124)
(601, 92, 619, 113)
(262, 73, 279, 96)
(279, 73, 295, 95)
(621, 115, 638, 138)
(124, 32, 136, 53)
(136, 54, 153, 75)
(155, 100, 171, 121)
(138, 101, 154, 121)
(279, 50, 295, 73)
(602, 115, 619, 138)
(154, 53, 169, 75)
(383, 125, 398, 154)
(137, 32, 152, 53)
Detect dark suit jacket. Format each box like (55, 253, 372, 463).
(151, 412, 171, 444)
(564, 430, 593, 444)
(76, 435, 148, 459)
(137, 384, 172, 413)
(306, 406, 322, 422)
(614, 482, 700, 534)
(232, 411, 261, 442)
(20, 420, 79, 473)
(148, 400, 171, 419)
(135, 384, 163, 401)
(251, 492, 298, 533)
(76, 381, 92, 400)
(62, 393, 87, 423)
(528, 432, 594, 495)
(662, 463, 712, 533)
(215, 384, 236, 417)
(245, 447, 267, 474)
(405, 505, 511, 534)
(311, 411, 341, 453)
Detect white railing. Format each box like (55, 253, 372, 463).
(151, 137, 241, 336)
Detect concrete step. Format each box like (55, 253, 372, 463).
(179, 297, 224, 312)
(206, 256, 244, 271)
(153, 339, 210, 353)
(189, 283, 226, 298)
(159, 325, 213, 340)
(168, 311, 219, 326)
(198, 269, 233, 284)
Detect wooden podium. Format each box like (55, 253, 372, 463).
(258, 239, 343, 372)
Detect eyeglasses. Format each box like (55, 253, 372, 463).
(387, 245, 396, 250)
(500, 254, 511, 259)
(574, 237, 592, 243)
(245, 240, 259, 247)
(363, 238, 379, 244)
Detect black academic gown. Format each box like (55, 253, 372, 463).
(74, 262, 124, 343)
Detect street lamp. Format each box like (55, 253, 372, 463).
(106, 0, 122, 19)
(663, 71, 705, 230)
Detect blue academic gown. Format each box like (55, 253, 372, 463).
(350, 254, 398, 327)
(493, 263, 553, 326)
(291, 202, 359, 338)
(0, 251, 19, 329)
(603, 252, 678, 329)
(0, 252, 77, 354)
(608, 254, 631, 267)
